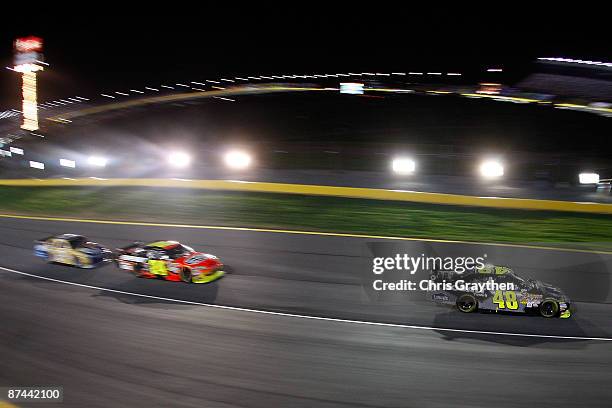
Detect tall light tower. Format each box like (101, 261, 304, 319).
(13, 36, 44, 131)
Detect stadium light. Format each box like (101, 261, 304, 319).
(340, 83, 364, 95)
(167, 151, 191, 168)
(579, 172, 599, 184)
(224, 150, 252, 170)
(391, 157, 416, 175)
(14, 37, 44, 131)
(479, 160, 504, 178)
(59, 159, 76, 168)
(87, 156, 108, 167)
(29, 160, 44, 170)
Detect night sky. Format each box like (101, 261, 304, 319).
(0, 10, 608, 107)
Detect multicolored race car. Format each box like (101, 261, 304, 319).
(115, 240, 225, 283)
(34, 234, 112, 268)
(428, 264, 571, 318)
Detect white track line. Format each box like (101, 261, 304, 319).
(1, 265, 611, 342)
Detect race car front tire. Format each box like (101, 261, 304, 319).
(539, 300, 559, 318)
(180, 268, 192, 283)
(133, 264, 146, 278)
(456, 294, 478, 313)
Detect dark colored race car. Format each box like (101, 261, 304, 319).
(115, 240, 225, 283)
(428, 264, 571, 318)
(34, 234, 112, 268)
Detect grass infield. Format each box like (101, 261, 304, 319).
(1, 186, 611, 251)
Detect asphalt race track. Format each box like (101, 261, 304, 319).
(2, 215, 612, 407)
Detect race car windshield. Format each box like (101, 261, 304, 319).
(181, 245, 195, 253)
(165, 245, 194, 258)
(69, 236, 87, 248)
(507, 272, 533, 289)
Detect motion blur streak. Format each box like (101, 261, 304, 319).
(48, 86, 329, 122)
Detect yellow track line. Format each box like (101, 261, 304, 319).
(1, 178, 612, 214)
(1, 213, 611, 255)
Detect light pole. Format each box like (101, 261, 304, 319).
(13, 36, 45, 131)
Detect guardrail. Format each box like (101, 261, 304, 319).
(1, 178, 612, 214)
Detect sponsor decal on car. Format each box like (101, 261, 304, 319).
(432, 293, 449, 302)
(120, 255, 148, 263)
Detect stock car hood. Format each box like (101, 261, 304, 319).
(178, 252, 222, 268)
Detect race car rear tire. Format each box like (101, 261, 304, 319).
(539, 300, 559, 318)
(180, 268, 192, 283)
(456, 294, 478, 313)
